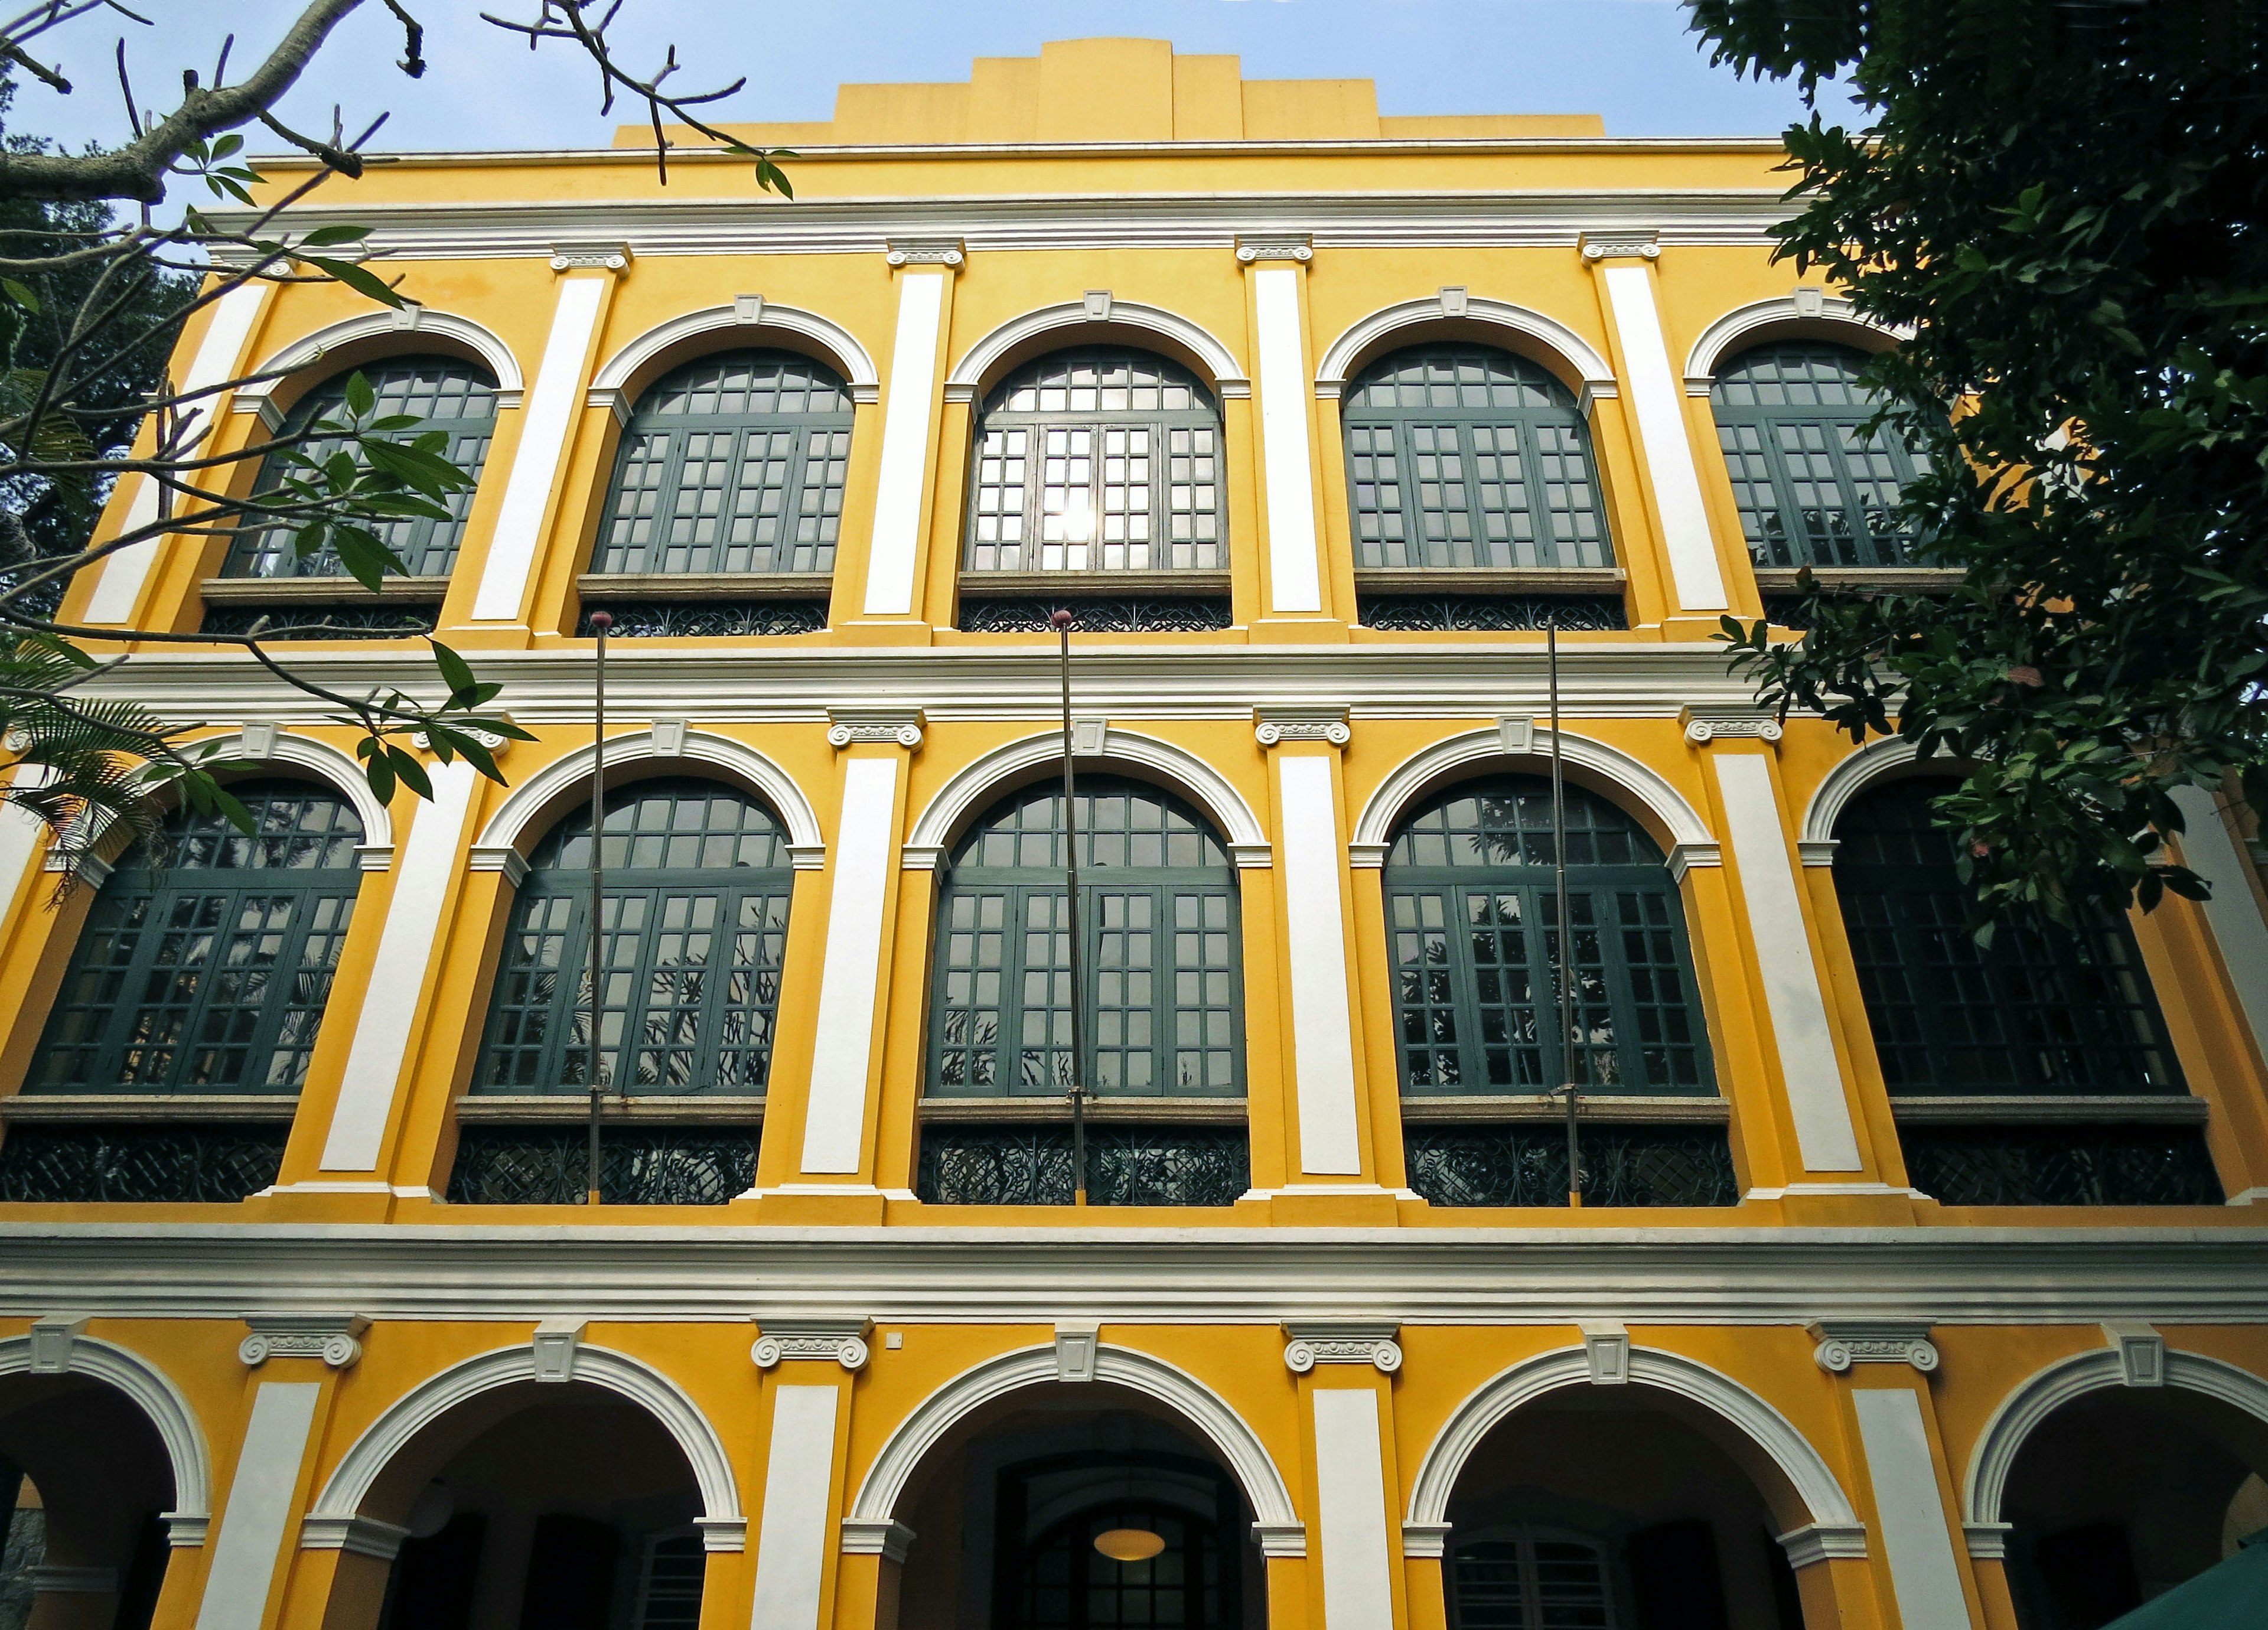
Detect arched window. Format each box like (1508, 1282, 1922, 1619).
(594, 351, 852, 577)
(475, 780, 794, 1096)
(1341, 345, 1611, 572)
(1832, 779, 2184, 1096)
(1385, 777, 1710, 1094)
(29, 780, 364, 1093)
(1710, 341, 1926, 569)
(1448, 1530, 1617, 1630)
(223, 358, 497, 579)
(998, 1453, 1246, 1630)
(967, 350, 1223, 576)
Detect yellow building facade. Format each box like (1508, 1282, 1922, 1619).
(3, 37, 2267, 1630)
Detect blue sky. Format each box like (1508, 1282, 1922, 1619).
(17, 1, 1851, 160)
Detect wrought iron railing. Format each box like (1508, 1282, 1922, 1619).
(201, 605, 437, 640)
(447, 1127, 758, 1205)
(575, 601, 829, 638)
(959, 598, 1233, 634)
(1405, 1123, 1738, 1207)
(1357, 594, 1628, 633)
(917, 1123, 1249, 1206)
(0, 1124, 288, 1202)
(1899, 1123, 2222, 1206)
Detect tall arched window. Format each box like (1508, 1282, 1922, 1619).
(474, 780, 794, 1097)
(1710, 341, 1925, 569)
(223, 358, 498, 581)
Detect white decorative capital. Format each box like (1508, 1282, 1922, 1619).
(549, 240, 631, 273)
(1252, 1522, 1308, 1558)
(1579, 229, 1661, 262)
(1236, 233, 1314, 264)
(532, 1317, 586, 1382)
(1777, 1523, 1868, 1570)
(733, 293, 765, 325)
(1282, 1322, 1402, 1374)
(2103, 1321, 2165, 1387)
(1807, 1319, 1938, 1374)
(239, 1312, 370, 1370)
(752, 1316, 874, 1372)
(827, 706, 925, 749)
(299, 1515, 411, 1560)
(1438, 285, 1469, 318)
(27, 1315, 87, 1374)
(239, 722, 281, 759)
(1580, 1321, 1631, 1384)
(1401, 1521, 1454, 1560)
(841, 1518, 918, 1562)
(1054, 1320, 1101, 1382)
(885, 236, 966, 268)
(1083, 289, 1113, 321)
(1254, 705, 1350, 748)
(1680, 704, 1784, 745)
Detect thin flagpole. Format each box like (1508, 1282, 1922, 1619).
(1549, 615, 1582, 1207)
(586, 610, 612, 1207)
(1051, 609, 1089, 1205)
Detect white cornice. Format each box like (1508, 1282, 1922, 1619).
(1, 1225, 2264, 1325)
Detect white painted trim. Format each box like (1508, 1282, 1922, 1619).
(194, 1381, 320, 1630)
(1599, 265, 1727, 612)
(1351, 726, 1713, 852)
(799, 756, 899, 1175)
(470, 727, 823, 856)
(320, 760, 475, 1171)
(1962, 1345, 2268, 1541)
(233, 308, 526, 414)
(588, 302, 879, 404)
(1682, 295, 1903, 394)
(2171, 785, 2268, 1064)
(748, 1386, 842, 1630)
(1406, 1345, 1863, 1537)
(864, 272, 946, 617)
(1798, 737, 1930, 846)
(305, 1339, 744, 1548)
(905, 728, 1267, 855)
(0, 765, 53, 931)
(1314, 294, 1616, 399)
(1851, 1388, 1970, 1630)
(1713, 754, 1864, 1172)
(1312, 1387, 1396, 1628)
(0, 1333, 211, 1540)
(845, 1344, 1299, 1544)
(1278, 755, 1363, 1176)
(1252, 266, 1323, 615)
(944, 299, 1246, 396)
(471, 275, 607, 622)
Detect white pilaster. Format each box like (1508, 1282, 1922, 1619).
(863, 272, 947, 617)
(0, 765, 55, 931)
(1311, 1387, 1395, 1630)
(1277, 753, 1363, 1175)
(2172, 785, 2268, 1062)
(194, 1381, 321, 1630)
(1598, 263, 1728, 612)
(800, 755, 901, 1173)
(1251, 265, 1324, 615)
(1850, 1389, 1974, 1630)
(86, 281, 272, 624)
(318, 760, 478, 1171)
(748, 1385, 842, 1630)
(1712, 753, 1864, 1171)
(471, 274, 609, 622)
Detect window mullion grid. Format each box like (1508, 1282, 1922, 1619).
(82, 884, 164, 1092)
(1593, 885, 1650, 1093)
(1464, 880, 1523, 1094)
(188, 883, 284, 1093)
(1821, 410, 1885, 568)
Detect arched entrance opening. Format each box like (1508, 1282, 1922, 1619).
(1997, 1386, 2268, 1630)
(888, 1383, 1266, 1630)
(0, 1373, 178, 1630)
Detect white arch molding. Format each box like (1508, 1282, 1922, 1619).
(1797, 737, 1950, 858)
(0, 1333, 213, 1545)
(589, 301, 882, 408)
(903, 728, 1269, 869)
(1406, 1346, 1864, 1560)
(843, 1345, 1302, 1552)
(943, 301, 1249, 403)
(233, 308, 526, 418)
(469, 727, 825, 869)
(201, 728, 396, 865)
(306, 1341, 745, 1550)
(1682, 295, 1908, 395)
(1962, 1345, 2268, 1556)
(1314, 294, 1618, 405)
(1351, 726, 1716, 872)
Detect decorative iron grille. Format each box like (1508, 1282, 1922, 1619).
(959, 598, 1233, 634)
(917, 1123, 1249, 1207)
(1357, 594, 1628, 633)
(0, 1124, 287, 1202)
(1899, 1123, 2221, 1206)
(200, 604, 436, 640)
(447, 1127, 758, 1205)
(1405, 1122, 1737, 1207)
(576, 601, 828, 638)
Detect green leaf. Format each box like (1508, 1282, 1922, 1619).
(384, 745, 433, 801)
(298, 255, 405, 309)
(363, 749, 396, 804)
(298, 224, 372, 247)
(344, 370, 376, 419)
(430, 640, 477, 699)
(1, 279, 40, 314)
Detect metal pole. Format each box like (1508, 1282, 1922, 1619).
(1051, 609, 1089, 1205)
(1549, 616, 1582, 1207)
(585, 610, 612, 1207)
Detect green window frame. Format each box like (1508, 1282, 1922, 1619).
(224, 357, 497, 579)
(1341, 345, 1612, 571)
(593, 350, 852, 576)
(1831, 778, 2185, 1096)
(30, 780, 364, 1094)
(475, 780, 794, 1096)
(1384, 776, 1713, 1095)
(928, 777, 1243, 1097)
(1710, 341, 1927, 569)
(966, 349, 1224, 575)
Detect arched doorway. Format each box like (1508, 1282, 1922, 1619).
(0, 1373, 180, 1630)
